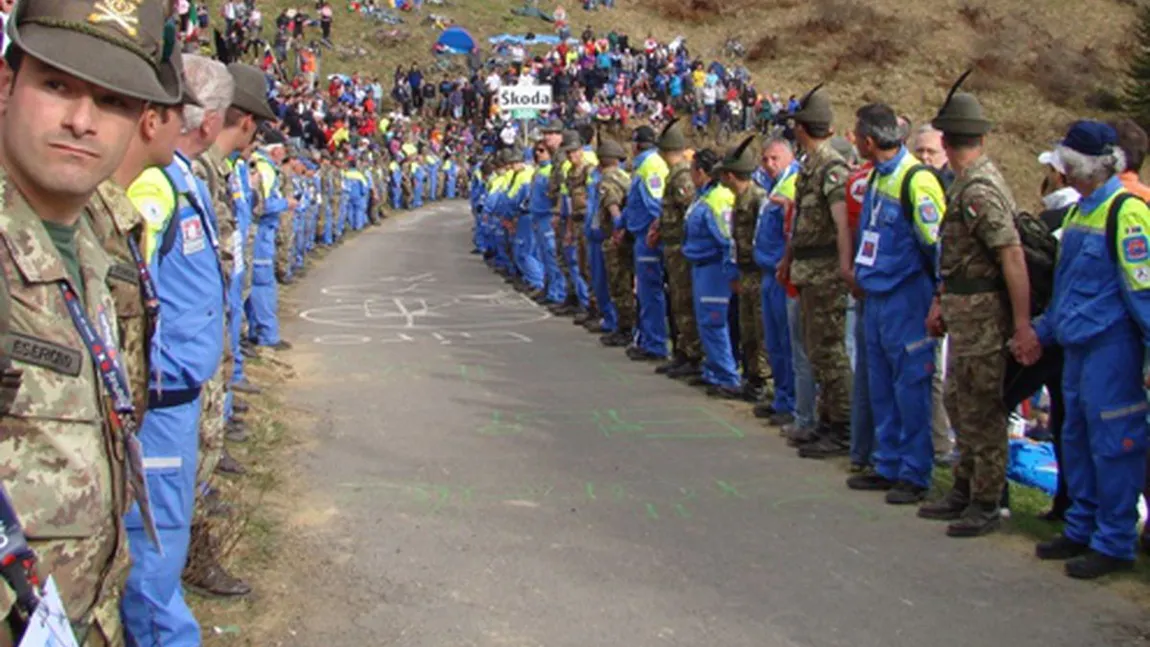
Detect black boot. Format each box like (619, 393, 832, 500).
(1064, 551, 1136, 580)
(945, 500, 1001, 538)
(1036, 534, 1091, 560)
(706, 384, 742, 399)
(752, 402, 776, 419)
(600, 330, 632, 347)
(656, 354, 687, 375)
(741, 379, 766, 403)
(885, 481, 929, 505)
(784, 423, 820, 447)
(626, 346, 664, 362)
(918, 478, 970, 521)
(666, 360, 702, 379)
(846, 472, 896, 491)
(798, 423, 850, 458)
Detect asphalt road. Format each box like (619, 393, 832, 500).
(275, 201, 1149, 647)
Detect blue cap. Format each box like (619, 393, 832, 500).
(1061, 120, 1117, 156)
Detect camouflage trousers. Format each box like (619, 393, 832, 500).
(198, 368, 228, 485)
(0, 523, 129, 647)
(945, 348, 1009, 504)
(664, 246, 701, 361)
(575, 223, 596, 310)
(554, 217, 573, 295)
(737, 269, 768, 383)
(799, 278, 852, 425)
(275, 210, 295, 280)
(401, 178, 414, 206)
(604, 234, 635, 330)
(243, 223, 256, 298)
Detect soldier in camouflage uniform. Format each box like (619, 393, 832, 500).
(566, 139, 598, 323)
(276, 154, 300, 284)
(598, 139, 636, 346)
(717, 136, 771, 402)
(0, 0, 181, 641)
(651, 119, 704, 379)
(918, 77, 1031, 537)
(548, 131, 583, 315)
(776, 86, 855, 458)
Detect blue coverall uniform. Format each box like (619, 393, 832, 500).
(624, 147, 670, 357)
(753, 160, 799, 415)
(124, 153, 227, 646)
(445, 160, 459, 199)
(682, 181, 739, 388)
(510, 164, 544, 289)
(229, 156, 253, 387)
(855, 147, 946, 490)
(1035, 176, 1150, 561)
(529, 160, 566, 303)
(247, 149, 289, 346)
(412, 163, 426, 209)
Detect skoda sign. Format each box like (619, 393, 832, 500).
(498, 85, 553, 113)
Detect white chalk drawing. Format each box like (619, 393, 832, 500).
(312, 331, 533, 346)
(302, 272, 549, 332)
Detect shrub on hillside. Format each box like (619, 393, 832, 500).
(746, 34, 780, 61)
(1032, 45, 1108, 109)
(640, 0, 746, 23)
(802, 0, 877, 37)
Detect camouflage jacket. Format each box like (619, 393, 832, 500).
(193, 146, 237, 281)
(0, 172, 130, 641)
(596, 166, 630, 235)
(85, 180, 151, 417)
(791, 139, 849, 285)
(940, 155, 1020, 356)
(659, 161, 695, 246)
(732, 184, 768, 269)
(567, 163, 591, 220)
(547, 156, 566, 206)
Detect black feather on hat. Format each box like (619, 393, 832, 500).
(718, 135, 757, 174)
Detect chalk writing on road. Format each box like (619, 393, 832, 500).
(478, 406, 746, 440)
(312, 331, 533, 346)
(336, 474, 898, 523)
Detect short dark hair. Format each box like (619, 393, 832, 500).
(1112, 118, 1148, 173)
(693, 148, 720, 174)
(855, 103, 901, 150)
(941, 132, 982, 150)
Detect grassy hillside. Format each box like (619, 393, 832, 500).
(291, 0, 1139, 207)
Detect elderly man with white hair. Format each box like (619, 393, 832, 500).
(121, 54, 233, 647)
(1019, 120, 1150, 580)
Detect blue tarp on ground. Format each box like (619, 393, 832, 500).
(1008, 439, 1058, 496)
(435, 26, 477, 54)
(488, 33, 579, 46)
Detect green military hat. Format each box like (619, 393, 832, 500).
(717, 135, 757, 174)
(932, 69, 992, 136)
(540, 118, 564, 134)
(228, 62, 279, 121)
(498, 148, 519, 166)
(7, 0, 179, 104)
(596, 138, 627, 161)
(789, 83, 833, 128)
(156, 47, 201, 106)
(657, 118, 687, 152)
(559, 129, 582, 153)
